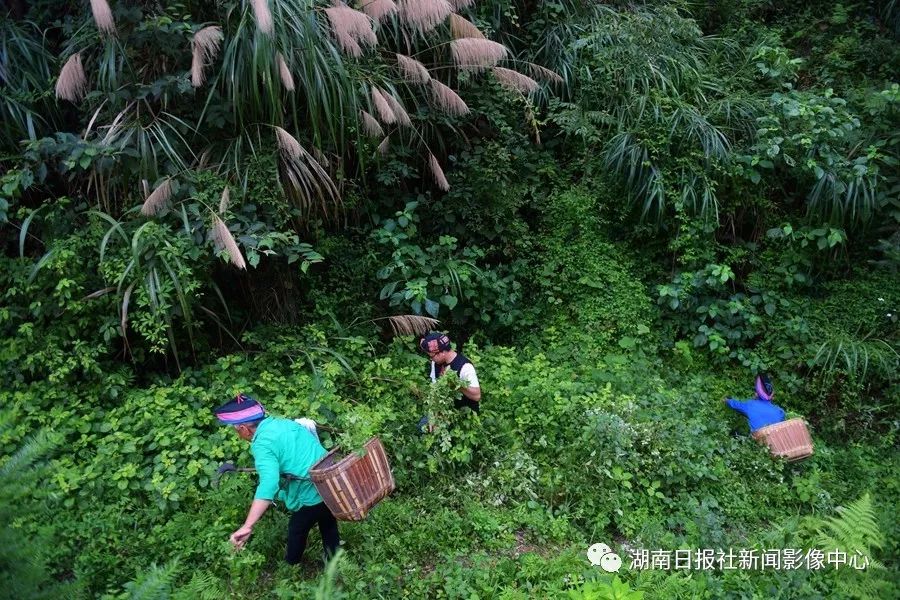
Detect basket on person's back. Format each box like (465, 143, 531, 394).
(727, 374, 814, 462)
(310, 437, 396, 521)
(754, 418, 814, 462)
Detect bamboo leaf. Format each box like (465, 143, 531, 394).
(19, 206, 43, 258)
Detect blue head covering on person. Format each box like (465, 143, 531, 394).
(213, 393, 266, 425)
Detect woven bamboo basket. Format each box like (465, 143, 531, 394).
(309, 436, 395, 521)
(755, 418, 814, 461)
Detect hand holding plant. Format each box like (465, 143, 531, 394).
(229, 525, 253, 550)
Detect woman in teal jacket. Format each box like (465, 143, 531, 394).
(215, 393, 340, 565)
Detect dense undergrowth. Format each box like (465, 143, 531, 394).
(3, 252, 898, 599)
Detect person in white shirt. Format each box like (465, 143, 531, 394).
(419, 332, 481, 412)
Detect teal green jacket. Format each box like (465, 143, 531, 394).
(251, 416, 326, 510)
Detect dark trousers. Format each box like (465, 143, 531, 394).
(285, 501, 340, 565)
(454, 397, 480, 412)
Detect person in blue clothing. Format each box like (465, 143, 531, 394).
(723, 374, 785, 438)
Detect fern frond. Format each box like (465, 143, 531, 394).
(123, 560, 180, 600)
(0, 430, 58, 478)
(810, 494, 885, 568)
(172, 570, 224, 600)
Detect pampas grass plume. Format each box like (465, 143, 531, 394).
(325, 6, 376, 57)
(219, 186, 230, 214)
(191, 26, 223, 87)
(212, 216, 247, 270)
(385, 314, 440, 336)
(450, 38, 507, 70)
(492, 67, 539, 93)
(141, 178, 173, 216)
(448, 0, 475, 9)
(528, 62, 564, 84)
(277, 53, 295, 91)
(383, 92, 412, 126)
(360, 0, 398, 22)
(56, 53, 87, 102)
(428, 153, 450, 191)
(274, 126, 303, 160)
(251, 0, 274, 34)
(360, 110, 384, 137)
(371, 87, 396, 123)
(90, 0, 116, 34)
(396, 53, 430, 83)
(449, 13, 484, 39)
(429, 79, 468, 115)
(399, 0, 452, 33)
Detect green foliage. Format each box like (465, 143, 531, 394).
(657, 260, 784, 366)
(1, 0, 554, 367)
(0, 418, 72, 600)
(312, 549, 348, 600)
(0, 19, 58, 148)
(93, 212, 206, 363)
(550, 4, 762, 223)
(570, 576, 644, 600)
(374, 201, 479, 319)
(800, 493, 896, 600)
(3, 321, 899, 597)
(763, 223, 848, 287)
(415, 373, 484, 472)
(116, 561, 179, 600)
(374, 200, 527, 332)
(533, 189, 653, 352)
(748, 86, 893, 227)
(807, 493, 884, 561)
(420, 132, 559, 249)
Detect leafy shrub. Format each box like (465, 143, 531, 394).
(0, 418, 73, 599)
(532, 189, 653, 353)
(373, 200, 528, 334)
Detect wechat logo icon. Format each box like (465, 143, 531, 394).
(587, 542, 623, 573)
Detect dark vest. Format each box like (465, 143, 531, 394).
(427, 353, 480, 412)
